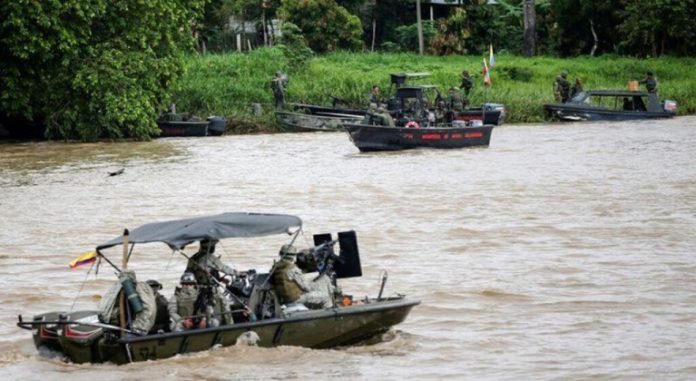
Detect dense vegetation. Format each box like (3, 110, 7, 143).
(0, 0, 205, 140)
(2, 0, 696, 140)
(174, 48, 696, 132)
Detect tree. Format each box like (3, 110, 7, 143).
(0, 0, 206, 140)
(522, 0, 536, 56)
(618, 0, 696, 57)
(278, 0, 363, 53)
(546, 0, 623, 56)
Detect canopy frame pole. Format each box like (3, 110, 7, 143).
(119, 229, 129, 338)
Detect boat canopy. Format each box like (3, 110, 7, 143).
(96, 212, 302, 251)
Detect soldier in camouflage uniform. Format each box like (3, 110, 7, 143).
(146, 279, 170, 333)
(272, 244, 334, 310)
(554, 72, 571, 102)
(447, 87, 464, 112)
(460, 70, 474, 108)
(186, 239, 237, 286)
(639, 71, 658, 93)
(168, 272, 207, 331)
(271, 71, 288, 110)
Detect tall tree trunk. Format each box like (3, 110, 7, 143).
(523, 0, 536, 57)
(416, 0, 423, 55)
(589, 19, 598, 56)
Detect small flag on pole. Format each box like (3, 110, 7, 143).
(489, 44, 496, 68)
(483, 58, 492, 86)
(69, 251, 97, 269)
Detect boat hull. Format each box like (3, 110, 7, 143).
(156, 121, 209, 137)
(544, 104, 674, 121)
(275, 110, 363, 132)
(25, 297, 419, 364)
(344, 123, 493, 152)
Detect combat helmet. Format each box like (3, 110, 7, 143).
(180, 272, 197, 285)
(279, 244, 297, 258)
(561, 71, 568, 78)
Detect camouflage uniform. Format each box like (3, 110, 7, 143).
(186, 240, 236, 286)
(639, 72, 657, 93)
(369, 85, 382, 107)
(448, 88, 464, 111)
(570, 78, 583, 99)
(168, 274, 206, 332)
(271, 71, 288, 110)
(146, 280, 170, 333)
(272, 245, 333, 309)
(460, 70, 474, 98)
(554, 72, 571, 102)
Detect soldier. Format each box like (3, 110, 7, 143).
(639, 71, 658, 93)
(369, 85, 382, 107)
(554, 72, 571, 102)
(570, 77, 584, 99)
(271, 71, 288, 110)
(271, 244, 333, 310)
(146, 279, 170, 333)
(447, 87, 464, 112)
(168, 272, 207, 331)
(460, 70, 474, 105)
(186, 239, 237, 286)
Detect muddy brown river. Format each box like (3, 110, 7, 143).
(1, 117, 695, 380)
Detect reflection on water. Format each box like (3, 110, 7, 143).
(1, 118, 696, 380)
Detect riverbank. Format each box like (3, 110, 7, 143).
(173, 48, 696, 133)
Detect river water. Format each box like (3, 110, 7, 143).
(1, 117, 695, 380)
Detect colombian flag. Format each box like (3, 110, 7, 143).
(482, 58, 491, 86)
(69, 251, 97, 269)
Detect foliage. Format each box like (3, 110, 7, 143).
(617, 0, 696, 57)
(393, 22, 437, 53)
(0, 0, 205, 140)
(546, 0, 622, 57)
(278, 22, 314, 69)
(278, 0, 363, 53)
(431, 8, 472, 55)
(173, 50, 696, 129)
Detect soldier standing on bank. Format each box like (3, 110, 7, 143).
(639, 71, 658, 93)
(554, 72, 571, 103)
(271, 71, 288, 110)
(460, 70, 474, 108)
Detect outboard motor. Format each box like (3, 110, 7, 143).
(207, 116, 227, 136)
(663, 100, 678, 113)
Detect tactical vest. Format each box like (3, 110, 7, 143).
(272, 260, 303, 304)
(187, 253, 211, 286)
(174, 287, 199, 318)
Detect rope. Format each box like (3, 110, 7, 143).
(69, 260, 96, 312)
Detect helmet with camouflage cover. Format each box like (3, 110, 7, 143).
(180, 272, 197, 285)
(279, 244, 297, 258)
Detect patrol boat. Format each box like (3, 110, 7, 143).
(544, 90, 677, 121)
(17, 212, 419, 364)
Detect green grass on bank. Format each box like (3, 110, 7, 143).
(174, 48, 696, 132)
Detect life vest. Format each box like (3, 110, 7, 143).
(272, 260, 303, 304)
